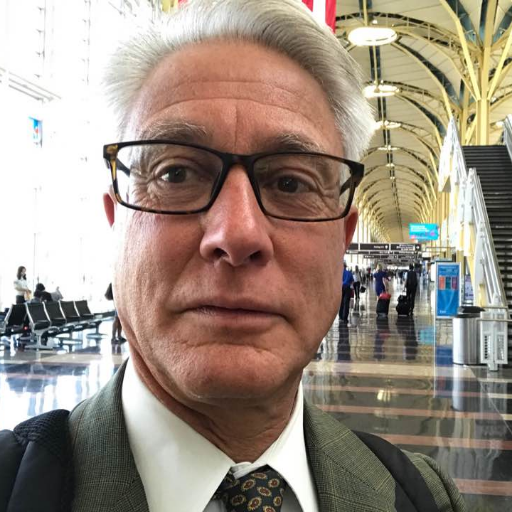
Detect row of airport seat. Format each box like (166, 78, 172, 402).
(0, 300, 112, 351)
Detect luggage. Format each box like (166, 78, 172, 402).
(360, 285, 366, 294)
(376, 293, 391, 316)
(396, 295, 411, 316)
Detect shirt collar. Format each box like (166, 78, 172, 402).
(122, 359, 317, 512)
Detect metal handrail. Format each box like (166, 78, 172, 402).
(449, 119, 469, 184)
(469, 167, 509, 308)
(505, 115, 512, 163)
(444, 118, 508, 311)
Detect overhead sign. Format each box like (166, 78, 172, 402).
(360, 243, 390, 251)
(29, 116, 42, 146)
(435, 262, 461, 319)
(390, 243, 422, 252)
(346, 243, 422, 255)
(410, 223, 439, 241)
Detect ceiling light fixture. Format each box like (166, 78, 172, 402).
(364, 83, 400, 98)
(378, 145, 399, 151)
(386, 163, 396, 167)
(348, 26, 398, 46)
(375, 120, 402, 130)
(495, 120, 504, 128)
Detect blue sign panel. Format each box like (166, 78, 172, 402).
(409, 223, 439, 241)
(435, 263, 460, 318)
(29, 117, 42, 145)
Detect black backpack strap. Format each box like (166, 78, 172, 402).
(354, 430, 439, 512)
(0, 409, 72, 512)
(0, 430, 27, 512)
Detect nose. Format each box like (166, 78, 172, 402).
(199, 166, 274, 267)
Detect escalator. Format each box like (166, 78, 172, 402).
(462, 145, 512, 359)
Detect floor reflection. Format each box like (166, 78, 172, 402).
(305, 278, 512, 509)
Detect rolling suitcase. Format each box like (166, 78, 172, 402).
(376, 292, 391, 317)
(396, 295, 410, 316)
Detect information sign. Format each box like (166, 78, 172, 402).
(29, 117, 42, 145)
(390, 243, 422, 252)
(435, 262, 461, 318)
(359, 243, 390, 251)
(409, 223, 439, 241)
(463, 274, 474, 303)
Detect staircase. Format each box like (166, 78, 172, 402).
(462, 145, 512, 360)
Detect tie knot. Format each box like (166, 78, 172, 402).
(214, 465, 287, 511)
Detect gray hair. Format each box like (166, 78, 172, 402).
(103, 0, 374, 160)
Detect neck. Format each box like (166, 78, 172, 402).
(130, 350, 300, 463)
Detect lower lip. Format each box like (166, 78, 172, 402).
(189, 307, 280, 328)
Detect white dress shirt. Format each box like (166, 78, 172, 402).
(122, 359, 319, 512)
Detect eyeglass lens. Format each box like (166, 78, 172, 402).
(114, 143, 352, 220)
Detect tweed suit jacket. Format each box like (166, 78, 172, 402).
(69, 363, 466, 512)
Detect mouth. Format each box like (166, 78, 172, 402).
(184, 300, 283, 327)
(195, 306, 276, 317)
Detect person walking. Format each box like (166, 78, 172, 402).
(353, 265, 362, 301)
(13, 266, 31, 304)
(373, 264, 388, 297)
(405, 263, 419, 314)
(339, 262, 354, 324)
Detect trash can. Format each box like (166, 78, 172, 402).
(452, 307, 485, 365)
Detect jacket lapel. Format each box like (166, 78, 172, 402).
(69, 361, 149, 512)
(68, 363, 397, 512)
(304, 401, 397, 512)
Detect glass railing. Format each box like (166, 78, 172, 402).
(505, 115, 512, 162)
(442, 118, 508, 310)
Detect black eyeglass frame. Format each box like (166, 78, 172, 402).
(103, 140, 365, 223)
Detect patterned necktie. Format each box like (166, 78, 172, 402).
(213, 465, 287, 511)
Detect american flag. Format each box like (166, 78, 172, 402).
(302, 0, 337, 31)
(167, 1, 337, 32)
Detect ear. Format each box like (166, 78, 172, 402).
(103, 189, 116, 227)
(343, 206, 358, 250)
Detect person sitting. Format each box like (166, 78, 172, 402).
(50, 286, 64, 301)
(34, 283, 53, 302)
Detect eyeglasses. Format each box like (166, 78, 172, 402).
(103, 140, 364, 222)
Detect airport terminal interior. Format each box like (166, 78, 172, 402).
(1, 1, 512, 510)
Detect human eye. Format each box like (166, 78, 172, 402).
(117, 144, 221, 211)
(144, 146, 218, 185)
(258, 157, 320, 194)
(154, 161, 206, 184)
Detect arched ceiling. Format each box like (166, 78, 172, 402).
(335, 0, 512, 241)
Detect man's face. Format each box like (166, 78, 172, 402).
(107, 41, 357, 406)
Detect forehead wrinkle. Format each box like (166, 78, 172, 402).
(141, 80, 317, 118)
(144, 98, 325, 138)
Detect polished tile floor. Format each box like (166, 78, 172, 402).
(1, 279, 511, 511)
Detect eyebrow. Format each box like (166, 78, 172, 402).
(137, 122, 324, 154)
(137, 121, 211, 145)
(256, 134, 324, 154)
